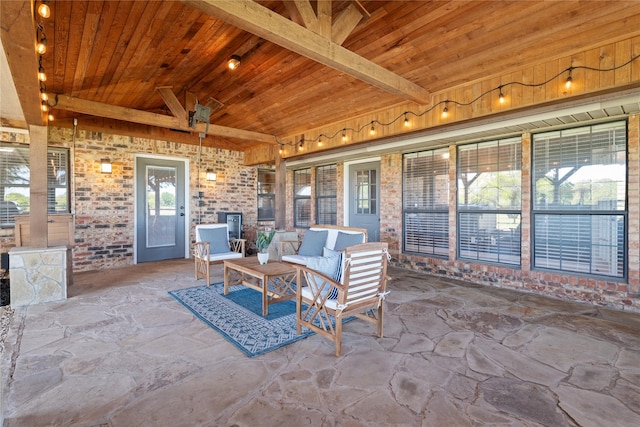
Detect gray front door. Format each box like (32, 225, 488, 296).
(349, 162, 380, 242)
(136, 157, 186, 262)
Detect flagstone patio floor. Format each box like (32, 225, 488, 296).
(2, 258, 640, 426)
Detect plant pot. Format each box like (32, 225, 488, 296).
(257, 252, 269, 265)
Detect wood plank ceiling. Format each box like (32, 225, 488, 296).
(13, 1, 640, 152)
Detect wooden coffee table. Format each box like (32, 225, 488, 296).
(223, 257, 297, 316)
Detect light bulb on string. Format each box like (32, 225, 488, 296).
(404, 113, 410, 127)
(37, 1, 51, 19)
(40, 87, 48, 102)
(342, 129, 347, 142)
(441, 101, 449, 119)
(498, 86, 505, 104)
(370, 123, 376, 136)
(565, 68, 573, 89)
(48, 113, 54, 121)
(317, 136, 322, 147)
(41, 101, 49, 112)
(36, 35, 47, 55)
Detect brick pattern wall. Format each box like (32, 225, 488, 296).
(393, 119, 640, 312)
(1, 127, 258, 272)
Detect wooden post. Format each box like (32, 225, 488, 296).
(275, 153, 286, 230)
(28, 124, 48, 247)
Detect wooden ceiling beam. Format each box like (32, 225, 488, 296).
(51, 94, 277, 144)
(156, 86, 187, 121)
(332, 3, 363, 45)
(0, 0, 46, 126)
(184, 0, 430, 104)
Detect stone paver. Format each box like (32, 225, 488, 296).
(2, 258, 640, 426)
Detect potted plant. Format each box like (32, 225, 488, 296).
(256, 229, 276, 264)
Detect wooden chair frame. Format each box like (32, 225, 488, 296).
(295, 242, 390, 356)
(193, 224, 245, 285)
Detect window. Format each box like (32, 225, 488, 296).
(257, 169, 275, 221)
(457, 138, 521, 265)
(315, 164, 336, 225)
(532, 121, 626, 278)
(0, 143, 69, 227)
(294, 168, 311, 227)
(403, 148, 449, 256)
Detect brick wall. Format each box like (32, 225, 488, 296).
(1, 127, 258, 272)
(392, 117, 640, 312)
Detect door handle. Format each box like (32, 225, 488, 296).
(180, 213, 185, 216)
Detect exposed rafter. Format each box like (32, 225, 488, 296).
(183, 0, 431, 104)
(50, 94, 277, 144)
(0, 0, 46, 126)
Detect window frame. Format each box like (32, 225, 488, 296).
(257, 168, 275, 221)
(531, 120, 627, 279)
(315, 164, 337, 226)
(456, 137, 522, 266)
(402, 148, 450, 258)
(0, 143, 70, 228)
(293, 168, 311, 228)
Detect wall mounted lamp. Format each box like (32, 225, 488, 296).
(100, 158, 112, 174)
(227, 55, 241, 70)
(206, 169, 217, 181)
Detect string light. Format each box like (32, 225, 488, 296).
(41, 101, 49, 112)
(38, 57, 46, 81)
(37, 0, 51, 19)
(299, 138, 304, 151)
(275, 54, 640, 153)
(40, 86, 48, 101)
(36, 33, 47, 55)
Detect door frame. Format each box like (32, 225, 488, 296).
(133, 154, 191, 264)
(343, 157, 381, 226)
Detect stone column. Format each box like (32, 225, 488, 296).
(8, 246, 69, 307)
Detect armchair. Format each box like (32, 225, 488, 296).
(193, 223, 245, 285)
(295, 242, 390, 356)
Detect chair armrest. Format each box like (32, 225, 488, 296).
(280, 240, 301, 257)
(295, 265, 346, 302)
(230, 239, 246, 256)
(192, 241, 210, 259)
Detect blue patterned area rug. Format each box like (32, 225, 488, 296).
(169, 283, 314, 357)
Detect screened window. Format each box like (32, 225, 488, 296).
(294, 168, 311, 228)
(316, 164, 336, 225)
(403, 148, 449, 256)
(532, 121, 626, 278)
(1, 143, 69, 228)
(257, 168, 275, 221)
(457, 138, 521, 265)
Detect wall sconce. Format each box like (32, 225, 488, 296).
(100, 158, 112, 174)
(206, 169, 217, 181)
(227, 55, 241, 70)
